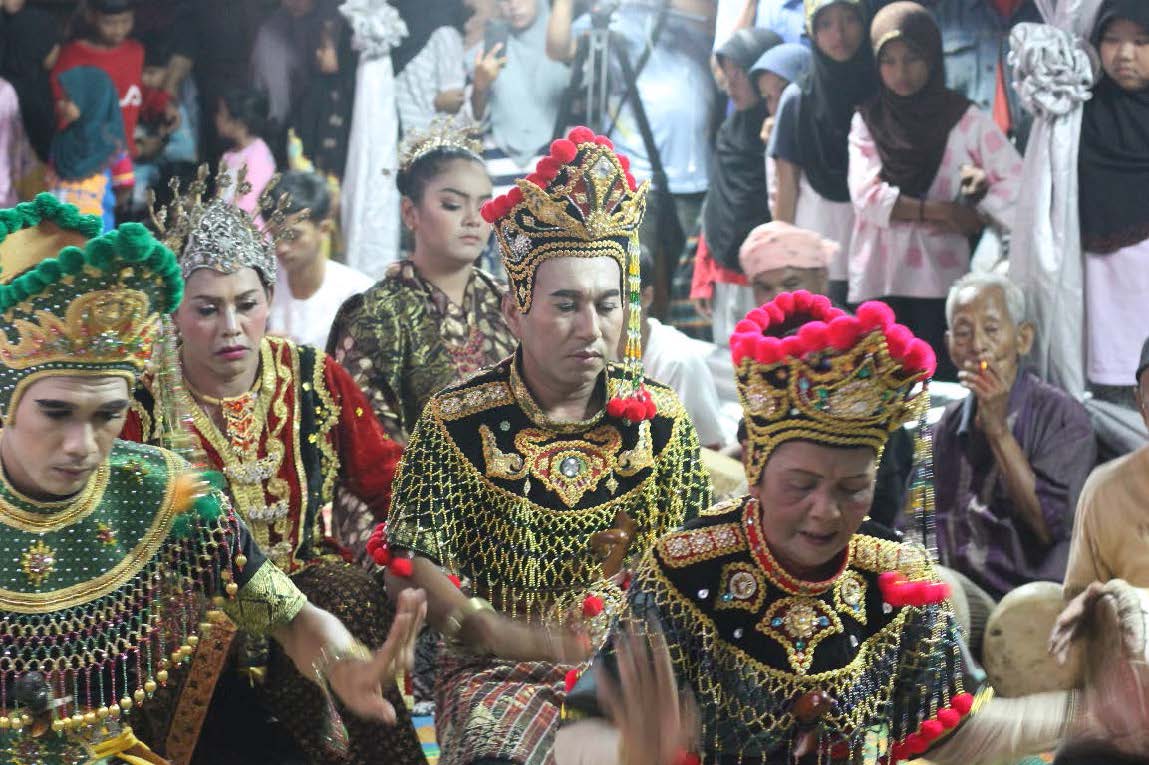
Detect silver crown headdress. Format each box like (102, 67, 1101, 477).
(150, 164, 297, 287)
(399, 117, 484, 174)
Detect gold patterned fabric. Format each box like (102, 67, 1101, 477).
(328, 260, 516, 443)
(565, 497, 988, 764)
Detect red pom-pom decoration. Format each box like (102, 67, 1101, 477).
(506, 186, 524, 207)
(480, 200, 499, 223)
(526, 173, 546, 188)
(643, 398, 658, 419)
(937, 708, 961, 729)
(447, 574, 462, 589)
(594, 134, 614, 149)
(568, 126, 595, 144)
(764, 302, 785, 325)
(923, 581, 951, 603)
(389, 557, 414, 578)
(370, 546, 393, 567)
(550, 138, 578, 163)
(951, 692, 974, 715)
(536, 156, 561, 179)
(797, 321, 828, 351)
(745, 307, 770, 328)
(617, 154, 631, 171)
(904, 733, 928, 755)
(827, 315, 862, 350)
(857, 300, 895, 331)
(781, 335, 805, 359)
(920, 719, 944, 740)
(564, 668, 580, 693)
(624, 172, 637, 191)
(623, 399, 646, 422)
(884, 324, 914, 360)
(904, 339, 937, 376)
(878, 570, 907, 588)
(809, 293, 836, 316)
(582, 595, 605, 618)
(606, 398, 627, 418)
(754, 336, 783, 364)
(773, 291, 796, 314)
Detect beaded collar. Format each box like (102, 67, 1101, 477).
(507, 351, 620, 434)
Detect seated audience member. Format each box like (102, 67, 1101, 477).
(739, 221, 912, 529)
(1048, 337, 1149, 765)
(740, 220, 834, 306)
(1061, 335, 1149, 598)
(934, 272, 1095, 602)
(636, 252, 728, 450)
(263, 171, 373, 350)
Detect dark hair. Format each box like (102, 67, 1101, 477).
(262, 171, 332, 221)
(397, 147, 485, 204)
(69, 0, 135, 41)
(220, 87, 271, 141)
(639, 249, 655, 291)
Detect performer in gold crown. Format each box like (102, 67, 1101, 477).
(557, 293, 1149, 764)
(372, 126, 712, 765)
(120, 169, 427, 764)
(0, 195, 426, 765)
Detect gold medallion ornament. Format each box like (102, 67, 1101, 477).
(20, 540, 55, 586)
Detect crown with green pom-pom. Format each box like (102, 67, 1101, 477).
(0, 194, 183, 421)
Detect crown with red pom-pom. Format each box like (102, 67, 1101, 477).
(731, 292, 936, 485)
(482, 126, 653, 422)
(481, 126, 648, 315)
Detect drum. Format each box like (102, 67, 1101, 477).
(982, 581, 1084, 698)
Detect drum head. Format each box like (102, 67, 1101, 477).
(983, 581, 1084, 698)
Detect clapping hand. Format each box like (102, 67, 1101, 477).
(598, 625, 699, 765)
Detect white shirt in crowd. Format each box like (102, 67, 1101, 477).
(643, 317, 729, 449)
(269, 260, 375, 351)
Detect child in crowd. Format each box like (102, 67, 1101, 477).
(132, 44, 197, 213)
(216, 87, 276, 216)
(53, 0, 145, 211)
(49, 66, 126, 228)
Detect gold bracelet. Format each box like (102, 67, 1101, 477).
(312, 640, 373, 682)
(442, 596, 495, 648)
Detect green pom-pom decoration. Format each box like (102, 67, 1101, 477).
(36, 258, 63, 282)
(57, 246, 85, 272)
(86, 237, 117, 270)
(0, 209, 22, 235)
(202, 470, 227, 492)
(115, 223, 153, 263)
(76, 215, 102, 239)
(13, 270, 46, 294)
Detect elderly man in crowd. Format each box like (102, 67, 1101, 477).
(934, 272, 1096, 603)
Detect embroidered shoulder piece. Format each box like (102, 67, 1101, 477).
(658, 522, 745, 569)
(850, 534, 932, 580)
(434, 380, 515, 421)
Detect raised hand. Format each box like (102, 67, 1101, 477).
(326, 588, 427, 723)
(598, 625, 699, 765)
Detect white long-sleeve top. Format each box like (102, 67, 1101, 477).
(846, 105, 1023, 303)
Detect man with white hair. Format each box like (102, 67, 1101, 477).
(933, 271, 1096, 602)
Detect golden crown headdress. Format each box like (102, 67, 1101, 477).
(730, 292, 935, 485)
(399, 117, 483, 174)
(149, 163, 297, 287)
(0, 194, 181, 422)
(482, 126, 654, 422)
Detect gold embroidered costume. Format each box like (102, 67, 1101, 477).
(0, 195, 305, 765)
(565, 293, 993, 763)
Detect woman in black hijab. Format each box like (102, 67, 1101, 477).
(1079, 0, 1149, 396)
(767, 0, 877, 305)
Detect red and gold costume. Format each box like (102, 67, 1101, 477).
(122, 168, 425, 765)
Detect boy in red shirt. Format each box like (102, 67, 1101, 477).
(52, 0, 145, 200)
